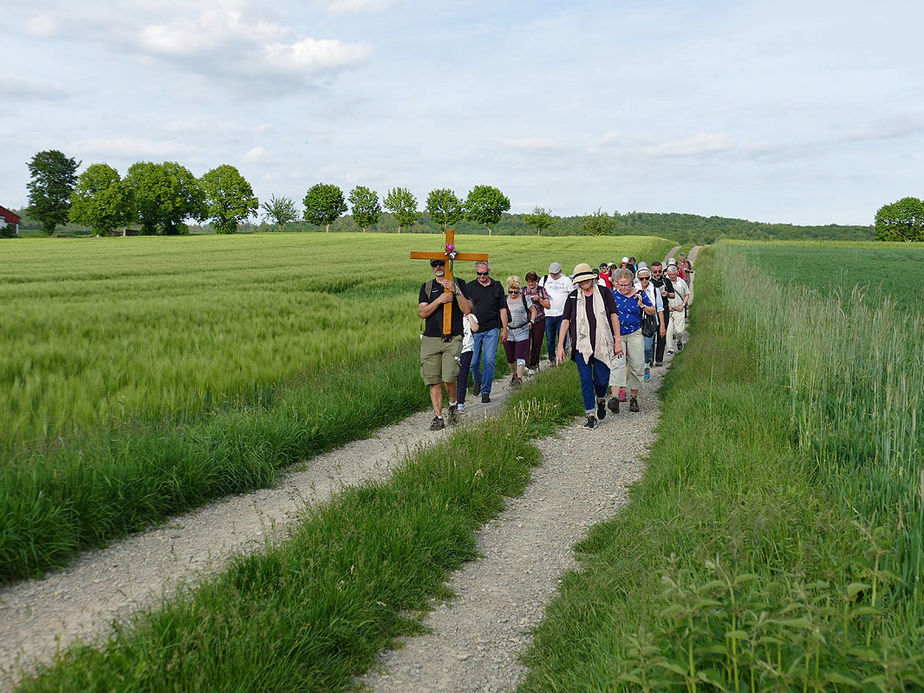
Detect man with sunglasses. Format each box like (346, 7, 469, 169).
(418, 259, 473, 430)
(467, 260, 508, 403)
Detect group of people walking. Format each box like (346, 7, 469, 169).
(417, 253, 692, 431)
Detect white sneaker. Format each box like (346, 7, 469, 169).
(526, 368, 536, 376)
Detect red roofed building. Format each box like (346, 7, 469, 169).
(1, 205, 21, 236)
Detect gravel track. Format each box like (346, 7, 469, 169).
(1, 246, 698, 692)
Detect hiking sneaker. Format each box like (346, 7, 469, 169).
(618, 387, 627, 402)
(677, 340, 684, 351)
(667, 348, 674, 355)
(654, 361, 663, 367)
(608, 397, 620, 414)
(482, 393, 491, 404)
(597, 398, 607, 421)
(430, 416, 445, 430)
(447, 403, 459, 425)
(644, 366, 651, 380)
(583, 415, 597, 430)
(629, 397, 640, 413)
(458, 403, 466, 413)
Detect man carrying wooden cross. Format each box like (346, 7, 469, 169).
(417, 256, 474, 430)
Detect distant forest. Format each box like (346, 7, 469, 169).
(12, 207, 873, 244)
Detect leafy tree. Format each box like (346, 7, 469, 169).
(464, 185, 510, 235)
(69, 163, 133, 235)
(875, 197, 924, 242)
(124, 161, 206, 235)
(261, 195, 298, 231)
(523, 206, 554, 236)
(383, 187, 419, 233)
(199, 165, 258, 234)
(303, 183, 347, 232)
(582, 208, 615, 237)
(27, 149, 80, 234)
(426, 188, 463, 231)
(348, 185, 381, 232)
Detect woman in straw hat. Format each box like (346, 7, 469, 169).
(556, 263, 623, 429)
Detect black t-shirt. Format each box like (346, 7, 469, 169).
(467, 278, 506, 331)
(419, 278, 469, 338)
(651, 275, 675, 307)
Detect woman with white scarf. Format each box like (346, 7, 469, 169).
(556, 263, 622, 429)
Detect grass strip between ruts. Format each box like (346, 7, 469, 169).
(519, 248, 924, 691)
(16, 367, 584, 691)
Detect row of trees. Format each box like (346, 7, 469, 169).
(26, 151, 259, 236)
(875, 197, 924, 242)
(25, 150, 522, 237)
(266, 184, 514, 235)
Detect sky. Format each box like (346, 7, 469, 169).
(2, 0, 923, 226)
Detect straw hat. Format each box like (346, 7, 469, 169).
(572, 263, 597, 283)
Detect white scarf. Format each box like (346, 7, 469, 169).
(575, 285, 613, 368)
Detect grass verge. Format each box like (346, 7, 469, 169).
(520, 247, 924, 691)
(16, 365, 584, 691)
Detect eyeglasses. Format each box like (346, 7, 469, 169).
(477, 271, 489, 276)
(616, 283, 632, 288)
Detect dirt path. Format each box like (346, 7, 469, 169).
(360, 366, 669, 693)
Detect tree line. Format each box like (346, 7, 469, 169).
(14, 148, 891, 242)
(19, 149, 514, 237)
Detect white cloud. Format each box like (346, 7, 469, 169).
(324, 0, 400, 14)
(642, 133, 732, 157)
(137, 9, 371, 83)
(244, 146, 271, 163)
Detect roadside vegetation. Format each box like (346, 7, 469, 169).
(0, 233, 671, 582)
(16, 369, 583, 691)
(520, 243, 924, 691)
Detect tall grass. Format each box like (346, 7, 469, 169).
(520, 245, 924, 691)
(715, 241, 924, 598)
(16, 367, 584, 692)
(1, 233, 672, 581)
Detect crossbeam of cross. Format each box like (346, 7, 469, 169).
(411, 229, 489, 340)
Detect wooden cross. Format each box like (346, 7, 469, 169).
(411, 228, 489, 340)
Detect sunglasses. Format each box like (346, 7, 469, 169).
(477, 271, 490, 276)
(431, 261, 445, 267)
(639, 277, 650, 281)
(508, 289, 520, 294)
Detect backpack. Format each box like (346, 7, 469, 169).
(507, 294, 531, 329)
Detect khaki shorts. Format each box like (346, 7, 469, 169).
(420, 335, 463, 385)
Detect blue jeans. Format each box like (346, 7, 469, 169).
(545, 315, 564, 361)
(471, 327, 500, 395)
(644, 334, 655, 365)
(574, 352, 610, 413)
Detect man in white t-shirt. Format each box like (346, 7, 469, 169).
(665, 264, 690, 353)
(539, 261, 574, 366)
